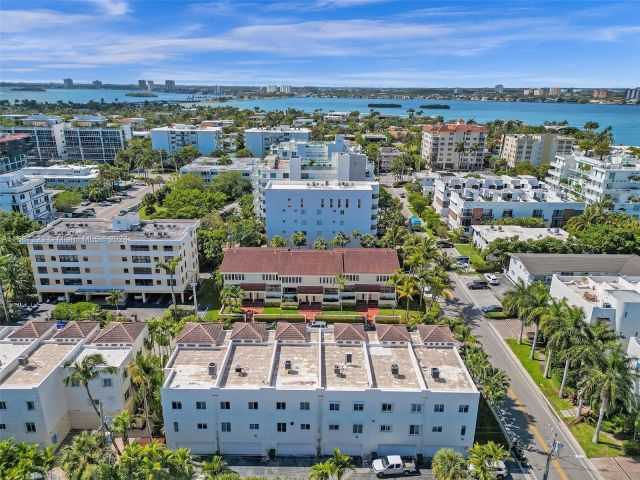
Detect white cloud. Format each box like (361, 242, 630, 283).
(86, 0, 130, 16)
(0, 9, 91, 33)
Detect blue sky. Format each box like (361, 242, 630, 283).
(1, 0, 639, 87)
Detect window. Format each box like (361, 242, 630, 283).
(432, 426, 443, 433)
(198, 423, 209, 430)
(409, 425, 422, 435)
(352, 424, 363, 434)
(329, 402, 340, 411)
(0, 424, 5, 430)
(0, 401, 6, 409)
(248, 402, 258, 410)
(26, 422, 36, 433)
(171, 401, 182, 410)
(196, 402, 207, 410)
(299, 402, 310, 410)
(379, 425, 391, 432)
(381, 403, 393, 412)
(250, 424, 260, 430)
(353, 402, 364, 411)
(434, 404, 445, 413)
(26, 401, 35, 411)
(276, 402, 286, 410)
(301, 424, 311, 430)
(173, 422, 179, 432)
(277, 422, 287, 432)
(461, 426, 467, 436)
(458, 404, 469, 413)
(329, 424, 339, 431)
(220, 401, 230, 410)
(411, 403, 422, 413)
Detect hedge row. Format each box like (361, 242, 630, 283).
(373, 315, 403, 324)
(254, 314, 306, 322)
(314, 314, 366, 323)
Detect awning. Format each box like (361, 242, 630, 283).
(297, 286, 324, 294)
(240, 283, 266, 291)
(355, 284, 381, 293)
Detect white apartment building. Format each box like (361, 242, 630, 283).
(21, 164, 99, 188)
(1, 133, 31, 174)
(292, 118, 316, 127)
(244, 127, 310, 158)
(442, 175, 584, 234)
(0, 320, 146, 448)
(219, 247, 399, 308)
(162, 321, 478, 458)
(471, 225, 568, 250)
(421, 121, 487, 171)
(180, 157, 257, 185)
(546, 148, 640, 219)
(0, 114, 66, 164)
(323, 112, 351, 123)
(499, 134, 574, 167)
(63, 116, 132, 163)
(506, 253, 640, 286)
(0, 171, 55, 222)
(20, 213, 199, 303)
(379, 147, 402, 173)
(151, 124, 222, 155)
(265, 181, 379, 244)
(550, 274, 640, 342)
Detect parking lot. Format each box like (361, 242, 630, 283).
(94, 184, 153, 219)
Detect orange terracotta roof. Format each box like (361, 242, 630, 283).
(334, 323, 367, 342)
(176, 322, 223, 345)
(376, 324, 410, 342)
(92, 322, 146, 344)
(423, 123, 487, 133)
(417, 325, 454, 344)
(275, 322, 308, 341)
(230, 322, 267, 341)
(52, 321, 100, 340)
(8, 321, 55, 340)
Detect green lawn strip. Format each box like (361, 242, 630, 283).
(474, 397, 508, 447)
(504, 339, 623, 457)
(138, 205, 168, 220)
(454, 244, 484, 265)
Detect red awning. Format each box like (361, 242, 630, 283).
(240, 283, 266, 291)
(355, 284, 381, 292)
(297, 286, 324, 294)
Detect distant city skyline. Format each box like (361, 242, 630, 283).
(1, 0, 639, 87)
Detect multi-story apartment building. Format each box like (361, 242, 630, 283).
(550, 273, 640, 343)
(219, 247, 398, 307)
(265, 181, 379, 244)
(0, 320, 146, 447)
(499, 134, 574, 167)
(244, 127, 310, 157)
(625, 87, 640, 101)
(165, 80, 176, 92)
(63, 116, 132, 162)
(379, 147, 402, 173)
(180, 157, 257, 184)
(323, 112, 351, 123)
(162, 321, 478, 457)
(444, 175, 584, 234)
(20, 213, 199, 303)
(0, 133, 32, 173)
(21, 165, 99, 188)
(0, 114, 66, 164)
(546, 148, 640, 219)
(151, 124, 222, 155)
(63, 78, 73, 88)
(421, 121, 487, 170)
(0, 171, 55, 222)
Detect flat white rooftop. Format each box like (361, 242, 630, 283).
(168, 347, 229, 389)
(0, 342, 31, 374)
(472, 225, 569, 243)
(75, 346, 130, 369)
(267, 181, 376, 191)
(414, 347, 474, 392)
(0, 343, 75, 388)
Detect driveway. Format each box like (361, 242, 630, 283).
(94, 184, 153, 220)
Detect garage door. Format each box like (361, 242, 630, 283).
(377, 444, 417, 457)
(325, 443, 362, 457)
(222, 442, 263, 456)
(277, 443, 316, 456)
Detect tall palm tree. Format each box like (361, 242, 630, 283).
(156, 256, 182, 316)
(397, 276, 419, 321)
(0, 254, 14, 322)
(106, 289, 123, 314)
(128, 352, 161, 439)
(454, 141, 466, 168)
(425, 268, 453, 312)
(136, 151, 155, 180)
(291, 231, 307, 248)
(326, 448, 355, 480)
(468, 442, 508, 480)
(538, 297, 569, 378)
(432, 448, 467, 480)
(335, 274, 346, 312)
(202, 455, 230, 479)
(580, 344, 635, 444)
(386, 270, 404, 316)
(518, 282, 550, 359)
(481, 368, 510, 406)
(63, 353, 118, 449)
(59, 431, 114, 480)
(501, 280, 533, 344)
(331, 232, 350, 249)
(110, 410, 134, 453)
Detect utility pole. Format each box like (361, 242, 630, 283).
(189, 270, 199, 316)
(543, 432, 563, 480)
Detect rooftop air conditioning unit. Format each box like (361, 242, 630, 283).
(18, 355, 29, 367)
(284, 360, 292, 370)
(431, 367, 440, 379)
(334, 364, 341, 376)
(235, 365, 244, 374)
(208, 362, 217, 377)
(391, 364, 399, 376)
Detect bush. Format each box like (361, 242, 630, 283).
(51, 302, 100, 322)
(474, 260, 501, 273)
(484, 311, 508, 319)
(320, 304, 341, 311)
(281, 303, 298, 310)
(622, 440, 640, 456)
(374, 315, 402, 324)
(315, 315, 365, 323)
(254, 314, 306, 322)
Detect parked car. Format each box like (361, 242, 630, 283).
(307, 321, 327, 330)
(484, 273, 500, 285)
(468, 460, 507, 480)
(467, 279, 489, 290)
(399, 192, 406, 198)
(372, 456, 417, 478)
(118, 210, 129, 216)
(437, 240, 455, 248)
(81, 200, 90, 206)
(364, 322, 376, 331)
(481, 304, 504, 314)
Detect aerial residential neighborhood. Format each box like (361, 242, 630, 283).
(1, 1, 640, 480)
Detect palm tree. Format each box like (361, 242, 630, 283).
(481, 368, 510, 406)
(501, 280, 532, 344)
(291, 231, 307, 248)
(425, 268, 453, 312)
(335, 274, 346, 312)
(312, 238, 329, 250)
(433, 251, 456, 271)
(136, 151, 155, 179)
(269, 235, 288, 247)
(350, 230, 362, 246)
(202, 455, 230, 479)
(386, 270, 404, 316)
(110, 410, 134, 453)
(509, 281, 549, 358)
(309, 462, 332, 480)
(128, 352, 161, 439)
(63, 353, 118, 449)
(156, 256, 182, 315)
(432, 448, 467, 480)
(106, 289, 123, 314)
(454, 141, 466, 168)
(331, 231, 350, 248)
(326, 448, 355, 480)
(0, 254, 14, 322)
(59, 431, 114, 480)
(468, 442, 508, 480)
(579, 345, 635, 444)
(397, 275, 419, 321)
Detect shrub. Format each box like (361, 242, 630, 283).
(484, 311, 508, 319)
(254, 314, 306, 323)
(622, 440, 640, 456)
(315, 315, 365, 323)
(51, 302, 100, 322)
(281, 303, 298, 310)
(474, 260, 501, 273)
(374, 315, 402, 324)
(320, 305, 341, 311)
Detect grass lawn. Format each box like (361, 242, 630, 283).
(198, 279, 222, 319)
(475, 397, 508, 447)
(259, 307, 362, 316)
(505, 338, 622, 457)
(138, 205, 168, 220)
(454, 243, 484, 265)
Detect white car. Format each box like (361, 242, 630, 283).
(484, 273, 500, 285)
(307, 321, 327, 330)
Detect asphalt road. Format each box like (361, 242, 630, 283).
(452, 273, 601, 480)
(94, 184, 153, 220)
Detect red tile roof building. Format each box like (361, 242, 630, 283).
(421, 120, 487, 171)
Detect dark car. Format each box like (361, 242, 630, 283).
(481, 305, 503, 314)
(467, 280, 489, 290)
(437, 240, 455, 248)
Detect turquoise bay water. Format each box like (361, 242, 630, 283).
(0, 87, 194, 104)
